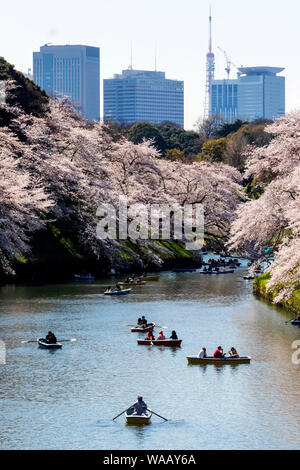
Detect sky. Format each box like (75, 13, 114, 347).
(1, 0, 300, 129)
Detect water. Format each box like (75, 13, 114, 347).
(0, 261, 299, 450)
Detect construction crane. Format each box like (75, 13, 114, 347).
(217, 46, 238, 79)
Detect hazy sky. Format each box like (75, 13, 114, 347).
(1, 0, 299, 129)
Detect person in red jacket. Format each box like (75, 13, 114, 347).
(213, 346, 225, 358)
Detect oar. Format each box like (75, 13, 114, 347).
(22, 338, 77, 344)
(147, 408, 168, 421)
(112, 404, 135, 421)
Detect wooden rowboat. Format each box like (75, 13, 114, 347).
(187, 356, 251, 365)
(125, 407, 152, 425)
(104, 288, 131, 296)
(138, 339, 182, 347)
(131, 323, 155, 333)
(38, 338, 62, 349)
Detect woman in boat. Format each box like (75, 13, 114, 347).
(170, 330, 178, 340)
(133, 396, 147, 416)
(213, 346, 225, 358)
(157, 330, 166, 341)
(145, 331, 155, 341)
(197, 347, 207, 358)
(228, 347, 239, 358)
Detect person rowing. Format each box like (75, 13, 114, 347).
(213, 346, 225, 358)
(46, 331, 57, 344)
(133, 396, 147, 416)
(145, 331, 155, 341)
(228, 347, 239, 358)
(197, 347, 207, 358)
(170, 330, 178, 340)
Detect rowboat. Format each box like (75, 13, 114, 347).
(74, 274, 95, 280)
(38, 338, 62, 349)
(187, 356, 251, 365)
(104, 288, 131, 296)
(138, 339, 182, 347)
(131, 322, 155, 333)
(243, 275, 255, 280)
(125, 407, 152, 425)
(199, 270, 234, 275)
(172, 268, 197, 273)
(291, 319, 300, 326)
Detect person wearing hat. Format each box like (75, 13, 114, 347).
(157, 330, 166, 341)
(133, 396, 147, 416)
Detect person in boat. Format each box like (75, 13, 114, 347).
(46, 331, 57, 344)
(157, 330, 166, 341)
(170, 330, 178, 340)
(137, 318, 143, 326)
(115, 284, 122, 291)
(133, 396, 147, 416)
(228, 347, 240, 358)
(213, 346, 225, 358)
(145, 331, 155, 341)
(197, 347, 207, 358)
(141, 316, 147, 327)
(203, 266, 208, 272)
(214, 267, 220, 272)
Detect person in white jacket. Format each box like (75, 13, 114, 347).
(197, 347, 207, 358)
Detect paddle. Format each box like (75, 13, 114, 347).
(112, 404, 135, 421)
(147, 408, 168, 421)
(22, 338, 77, 344)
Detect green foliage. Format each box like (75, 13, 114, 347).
(127, 122, 166, 154)
(215, 119, 247, 138)
(200, 138, 227, 162)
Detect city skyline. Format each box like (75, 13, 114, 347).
(1, 0, 298, 129)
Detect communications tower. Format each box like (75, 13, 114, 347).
(204, 6, 215, 119)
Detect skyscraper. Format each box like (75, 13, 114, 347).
(210, 67, 285, 122)
(103, 69, 184, 128)
(33, 44, 100, 121)
(210, 79, 238, 122)
(237, 67, 285, 121)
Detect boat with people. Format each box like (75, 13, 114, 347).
(104, 288, 131, 296)
(125, 407, 152, 425)
(199, 270, 234, 275)
(38, 338, 62, 349)
(186, 356, 251, 365)
(138, 339, 182, 347)
(131, 322, 155, 333)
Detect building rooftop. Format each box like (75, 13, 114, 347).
(238, 66, 285, 76)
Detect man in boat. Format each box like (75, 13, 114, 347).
(145, 331, 155, 341)
(213, 346, 225, 358)
(133, 396, 148, 416)
(170, 330, 178, 340)
(141, 316, 147, 327)
(197, 347, 207, 358)
(46, 331, 57, 344)
(157, 330, 166, 341)
(137, 318, 143, 326)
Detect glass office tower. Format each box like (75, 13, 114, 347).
(210, 79, 238, 122)
(33, 44, 100, 121)
(103, 69, 184, 127)
(237, 67, 285, 121)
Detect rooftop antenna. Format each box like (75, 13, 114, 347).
(154, 41, 158, 71)
(129, 42, 133, 69)
(204, 4, 215, 119)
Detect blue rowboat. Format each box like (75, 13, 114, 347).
(104, 289, 131, 296)
(38, 338, 62, 349)
(199, 270, 234, 275)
